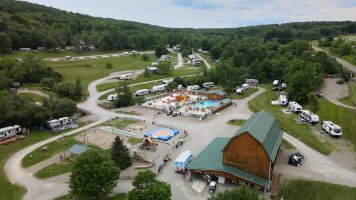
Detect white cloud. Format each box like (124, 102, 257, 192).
(25, 0, 356, 28)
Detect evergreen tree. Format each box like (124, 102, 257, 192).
(111, 136, 132, 170)
(114, 82, 134, 108)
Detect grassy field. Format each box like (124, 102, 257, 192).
(34, 162, 73, 179)
(227, 119, 247, 126)
(277, 180, 356, 200)
(317, 98, 356, 151)
(228, 87, 259, 100)
(22, 137, 78, 168)
(55, 193, 127, 200)
(248, 90, 332, 155)
(199, 54, 216, 68)
(338, 82, 356, 107)
(0, 130, 64, 200)
(96, 67, 201, 92)
(128, 137, 143, 145)
(17, 93, 47, 102)
(103, 119, 137, 129)
(3, 50, 126, 59)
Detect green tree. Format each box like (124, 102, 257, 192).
(209, 45, 222, 60)
(111, 136, 132, 170)
(157, 60, 173, 75)
(70, 150, 120, 199)
(115, 82, 134, 108)
(43, 97, 77, 119)
(155, 45, 168, 58)
(208, 184, 259, 200)
(308, 93, 320, 113)
(40, 77, 56, 90)
(73, 76, 83, 100)
(0, 32, 12, 54)
(142, 54, 149, 61)
(105, 61, 113, 69)
(144, 68, 151, 77)
(128, 170, 171, 200)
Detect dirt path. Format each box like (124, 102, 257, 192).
(321, 78, 354, 109)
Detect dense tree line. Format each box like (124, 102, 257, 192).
(0, 0, 356, 54)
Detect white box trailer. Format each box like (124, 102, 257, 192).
(118, 73, 133, 80)
(0, 125, 21, 141)
(278, 94, 288, 106)
(300, 110, 319, 124)
(203, 82, 215, 89)
(187, 85, 200, 91)
(47, 119, 60, 129)
(288, 101, 302, 112)
(107, 94, 118, 101)
(322, 121, 342, 136)
(135, 89, 150, 96)
(245, 79, 259, 85)
(151, 85, 166, 93)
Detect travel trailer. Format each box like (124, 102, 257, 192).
(107, 94, 118, 101)
(273, 80, 279, 86)
(241, 83, 250, 90)
(245, 79, 259, 86)
(0, 125, 21, 141)
(151, 85, 166, 93)
(236, 87, 245, 94)
(203, 82, 215, 89)
(151, 62, 158, 67)
(288, 101, 302, 113)
(187, 85, 200, 91)
(278, 93, 288, 106)
(300, 110, 319, 124)
(322, 121, 342, 136)
(135, 89, 150, 96)
(47, 117, 75, 132)
(162, 79, 173, 86)
(118, 73, 133, 80)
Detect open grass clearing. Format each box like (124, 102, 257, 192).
(103, 119, 138, 130)
(227, 119, 246, 126)
(248, 90, 332, 155)
(34, 162, 73, 179)
(96, 67, 201, 92)
(199, 54, 216, 68)
(127, 137, 143, 145)
(317, 98, 356, 151)
(0, 130, 70, 200)
(228, 87, 259, 100)
(17, 93, 46, 102)
(338, 81, 356, 107)
(277, 180, 356, 200)
(55, 193, 127, 200)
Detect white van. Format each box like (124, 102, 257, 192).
(203, 82, 215, 89)
(135, 89, 150, 96)
(288, 101, 302, 112)
(278, 94, 288, 106)
(322, 121, 342, 136)
(300, 110, 319, 124)
(107, 94, 118, 101)
(187, 85, 200, 91)
(151, 85, 166, 93)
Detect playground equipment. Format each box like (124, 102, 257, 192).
(139, 135, 158, 151)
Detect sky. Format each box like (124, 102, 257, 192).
(25, 0, 356, 28)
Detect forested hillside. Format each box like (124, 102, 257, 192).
(0, 0, 356, 54)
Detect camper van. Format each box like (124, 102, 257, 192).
(288, 101, 302, 113)
(151, 85, 166, 93)
(162, 79, 173, 86)
(245, 79, 259, 86)
(278, 93, 288, 106)
(0, 125, 21, 141)
(135, 89, 150, 96)
(322, 121, 342, 136)
(187, 85, 200, 91)
(118, 73, 133, 80)
(107, 94, 118, 101)
(203, 82, 215, 89)
(300, 110, 319, 124)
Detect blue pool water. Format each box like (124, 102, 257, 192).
(191, 100, 216, 109)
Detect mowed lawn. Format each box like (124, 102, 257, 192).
(48, 54, 154, 88)
(5, 50, 125, 59)
(317, 98, 356, 151)
(248, 90, 332, 155)
(34, 162, 73, 179)
(277, 180, 356, 200)
(0, 130, 57, 200)
(338, 82, 356, 107)
(96, 67, 202, 92)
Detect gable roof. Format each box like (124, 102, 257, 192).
(224, 110, 283, 161)
(188, 137, 271, 188)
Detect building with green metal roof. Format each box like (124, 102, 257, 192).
(188, 110, 283, 191)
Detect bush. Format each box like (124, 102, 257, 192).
(142, 54, 149, 61)
(105, 62, 113, 69)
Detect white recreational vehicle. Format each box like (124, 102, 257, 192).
(162, 79, 173, 86)
(118, 73, 133, 80)
(187, 85, 200, 91)
(273, 80, 279, 86)
(322, 121, 342, 136)
(281, 83, 287, 89)
(151, 85, 166, 93)
(135, 89, 150, 96)
(300, 110, 319, 124)
(203, 82, 215, 89)
(151, 62, 158, 67)
(47, 117, 74, 131)
(245, 79, 259, 86)
(0, 125, 21, 141)
(288, 101, 302, 112)
(236, 87, 245, 94)
(107, 94, 118, 101)
(241, 83, 250, 90)
(278, 93, 288, 106)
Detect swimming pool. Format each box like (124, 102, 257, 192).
(191, 100, 216, 109)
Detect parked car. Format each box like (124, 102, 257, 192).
(288, 152, 304, 166)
